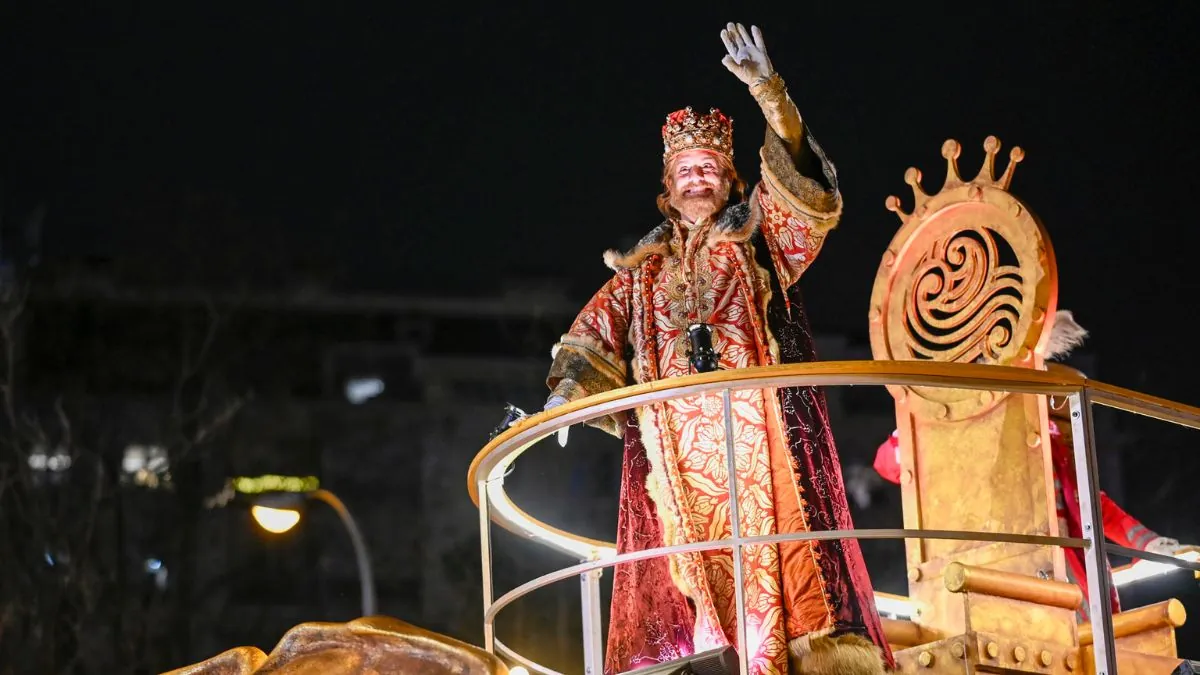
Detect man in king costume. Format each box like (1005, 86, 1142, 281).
(544, 23, 890, 675)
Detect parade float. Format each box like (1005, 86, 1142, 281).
(465, 136, 1200, 675)
(169, 137, 1198, 674)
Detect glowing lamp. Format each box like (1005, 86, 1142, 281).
(252, 505, 302, 534)
(509, 667, 530, 675)
(1112, 548, 1200, 587)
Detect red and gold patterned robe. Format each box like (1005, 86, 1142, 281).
(548, 129, 890, 674)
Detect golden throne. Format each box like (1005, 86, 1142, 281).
(869, 137, 1189, 674)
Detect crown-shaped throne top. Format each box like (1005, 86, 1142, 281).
(662, 107, 734, 163)
(869, 136, 1059, 415)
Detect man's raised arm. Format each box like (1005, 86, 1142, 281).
(721, 22, 842, 291)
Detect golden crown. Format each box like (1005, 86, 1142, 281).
(662, 107, 734, 164)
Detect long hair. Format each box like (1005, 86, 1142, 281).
(656, 153, 747, 221)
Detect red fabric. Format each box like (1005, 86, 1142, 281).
(775, 384, 891, 661)
(1099, 493, 1148, 550)
(873, 434, 901, 485)
(605, 420, 696, 672)
(1048, 420, 1159, 614)
(1047, 422, 1149, 547)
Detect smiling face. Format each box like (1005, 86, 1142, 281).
(666, 149, 733, 224)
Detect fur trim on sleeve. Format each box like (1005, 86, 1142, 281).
(546, 335, 629, 437)
(759, 127, 843, 223)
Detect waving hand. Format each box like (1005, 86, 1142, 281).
(720, 23, 774, 86)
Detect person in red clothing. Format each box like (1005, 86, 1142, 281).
(872, 311, 1188, 620)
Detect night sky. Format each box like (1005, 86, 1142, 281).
(3, 4, 1197, 395)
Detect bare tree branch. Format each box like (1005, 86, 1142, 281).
(0, 280, 248, 673)
(53, 396, 72, 456)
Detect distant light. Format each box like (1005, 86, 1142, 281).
(28, 451, 47, 471)
(233, 475, 319, 495)
(44, 551, 54, 566)
(345, 377, 385, 404)
(47, 450, 72, 472)
(28, 445, 71, 472)
(122, 444, 169, 483)
(122, 445, 145, 473)
(1112, 549, 1200, 586)
(144, 445, 169, 473)
(145, 558, 163, 572)
(252, 505, 302, 534)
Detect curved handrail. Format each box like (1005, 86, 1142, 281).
(485, 528, 1090, 675)
(468, 360, 1088, 503)
(1088, 380, 1200, 430)
(485, 528, 1092, 624)
(470, 361, 1200, 674)
(467, 361, 1200, 555)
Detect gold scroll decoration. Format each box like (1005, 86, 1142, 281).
(869, 136, 1059, 422)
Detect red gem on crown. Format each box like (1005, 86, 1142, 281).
(661, 107, 734, 164)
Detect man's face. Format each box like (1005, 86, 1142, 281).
(668, 149, 732, 224)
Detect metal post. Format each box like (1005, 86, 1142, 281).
(478, 479, 496, 652)
(1067, 391, 1116, 675)
(722, 388, 749, 675)
(309, 489, 377, 617)
(580, 568, 604, 675)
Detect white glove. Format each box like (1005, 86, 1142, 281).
(1144, 536, 1182, 556)
(545, 395, 570, 447)
(720, 23, 774, 86)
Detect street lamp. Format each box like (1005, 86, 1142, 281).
(251, 489, 377, 617)
(251, 504, 302, 533)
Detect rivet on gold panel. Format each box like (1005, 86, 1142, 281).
(985, 642, 999, 659)
(919, 651, 934, 668)
(1012, 645, 1026, 663)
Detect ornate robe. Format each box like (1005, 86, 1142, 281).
(548, 129, 890, 674)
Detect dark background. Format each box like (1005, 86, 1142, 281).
(5, 4, 1198, 375)
(1, 3, 1197, 672)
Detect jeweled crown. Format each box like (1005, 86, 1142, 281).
(662, 107, 734, 164)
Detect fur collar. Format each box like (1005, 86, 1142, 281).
(603, 198, 760, 271)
